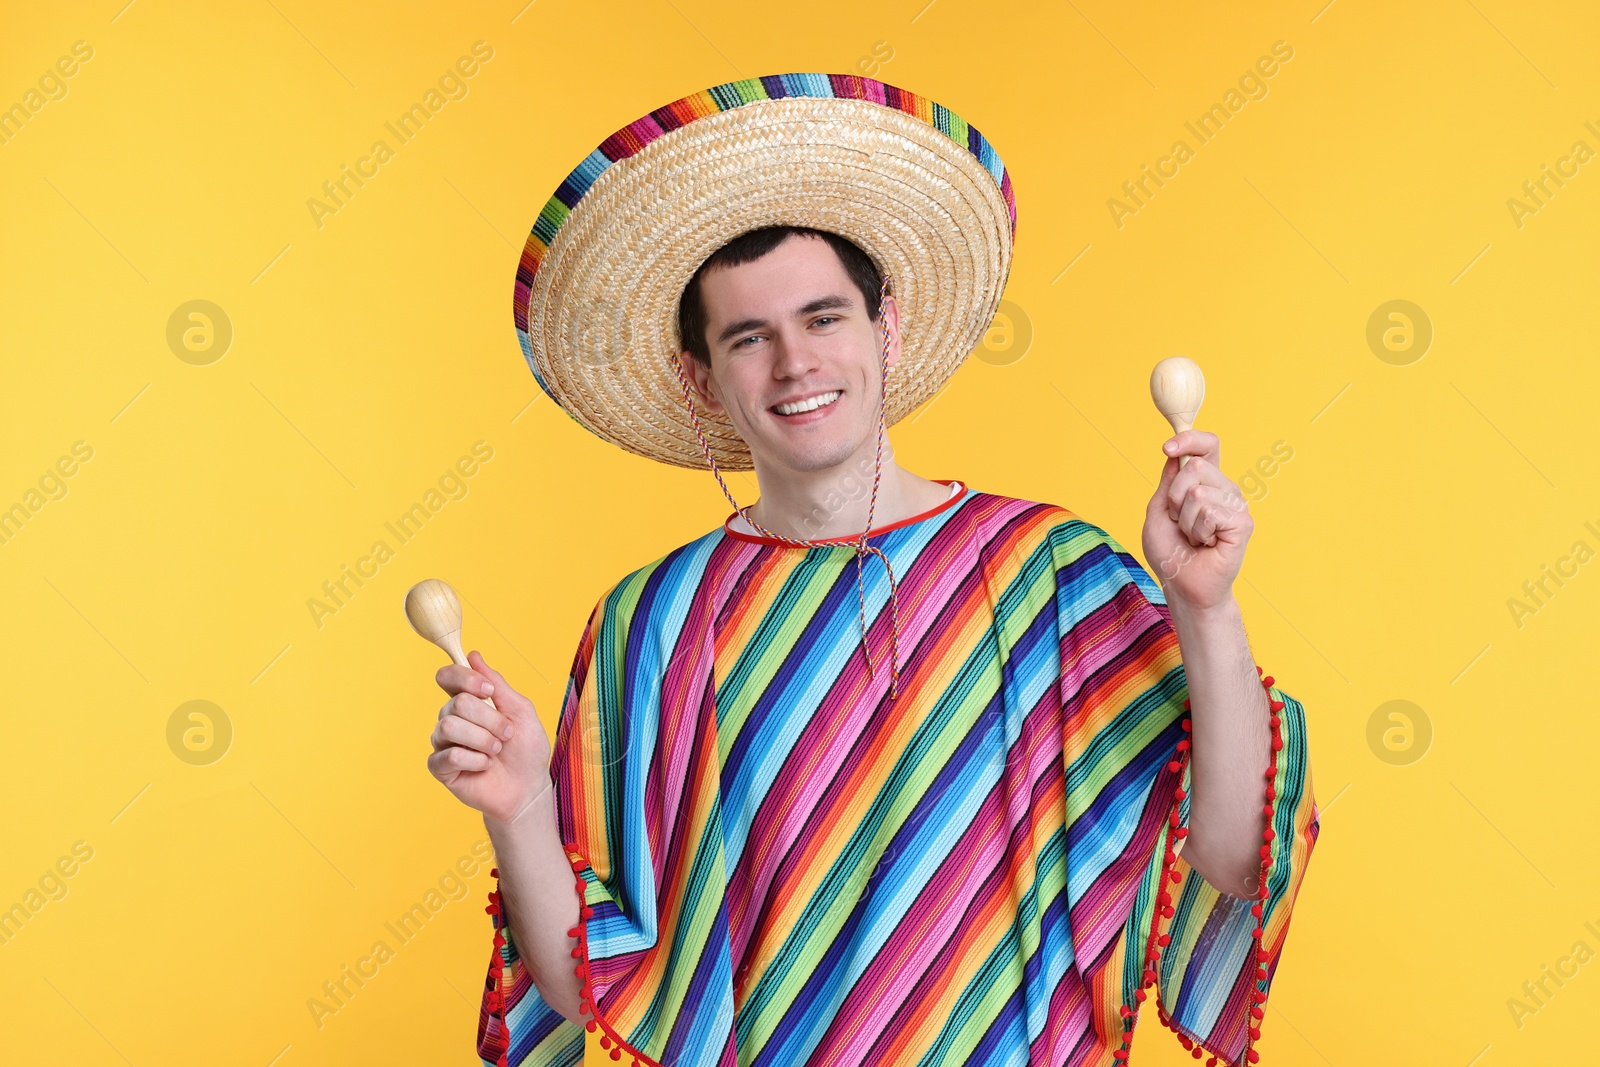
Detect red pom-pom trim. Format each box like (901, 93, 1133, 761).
(482, 847, 662, 1067)
(1118, 665, 1287, 1066)
(558, 841, 663, 1067)
(486, 869, 510, 1066)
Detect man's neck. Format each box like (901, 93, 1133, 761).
(740, 459, 954, 541)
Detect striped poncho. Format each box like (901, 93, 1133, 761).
(477, 480, 1319, 1066)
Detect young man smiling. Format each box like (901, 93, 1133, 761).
(674, 226, 954, 541)
(433, 74, 1320, 1067)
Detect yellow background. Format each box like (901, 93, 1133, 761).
(3, 0, 1597, 1063)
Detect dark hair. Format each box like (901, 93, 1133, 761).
(676, 226, 884, 367)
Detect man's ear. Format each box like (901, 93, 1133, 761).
(880, 294, 904, 370)
(678, 349, 724, 414)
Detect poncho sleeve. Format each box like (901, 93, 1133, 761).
(478, 576, 673, 1067)
(1050, 519, 1319, 1067)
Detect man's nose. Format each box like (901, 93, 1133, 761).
(771, 330, 821, 377)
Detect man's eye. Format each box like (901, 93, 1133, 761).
(813, 317, 838, 327)
(735, 335, 762, 348)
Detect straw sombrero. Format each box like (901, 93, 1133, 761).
(512, 72, 1017, 471)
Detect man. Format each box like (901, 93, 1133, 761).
(428, 74, 1318, 1067)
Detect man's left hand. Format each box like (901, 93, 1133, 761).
(1141, 430, 1252, 612)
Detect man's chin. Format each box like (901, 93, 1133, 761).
(750, 436, 871, 477)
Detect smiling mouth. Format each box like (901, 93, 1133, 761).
(771, 390, 843, 416)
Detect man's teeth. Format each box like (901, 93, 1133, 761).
(774, 391, 842, 416)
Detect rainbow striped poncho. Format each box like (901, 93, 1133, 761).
(477, 481, 1319, 1066)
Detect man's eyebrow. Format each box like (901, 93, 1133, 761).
(714, 294, 856, 345)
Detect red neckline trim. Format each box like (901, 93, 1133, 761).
(722, 478, 969, 547)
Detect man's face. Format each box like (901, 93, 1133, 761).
(679, 234, 902, 477)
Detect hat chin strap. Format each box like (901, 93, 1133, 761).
(671, 273, 904, 702)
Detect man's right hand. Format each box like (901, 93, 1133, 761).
(428, 649, 552, 825)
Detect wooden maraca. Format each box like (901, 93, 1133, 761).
(1149, 356, 1205, 470)
(404, 578, 497, 712)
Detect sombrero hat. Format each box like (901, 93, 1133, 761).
(512, 72, 1018, 471)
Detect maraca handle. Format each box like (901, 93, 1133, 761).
(1164, 415, 1194, 471)
(1150, 357, 1204, 474)
(440, 631, 500, 713)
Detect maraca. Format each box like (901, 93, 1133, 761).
(1149, 356, 1205, 470)
(404, 578, 497, 713)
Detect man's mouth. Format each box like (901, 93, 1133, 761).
(771, 390, 843, 417)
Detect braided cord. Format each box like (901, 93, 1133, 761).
(668, 274, 903, 701)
